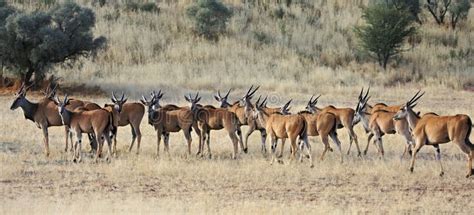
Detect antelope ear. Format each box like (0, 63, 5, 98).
(184, 96, 190, 102)
(140, 99, 146, 105)
(123, 99, 128, 103)
(196, 97, 201, 103)
(214, 95, 220, 101)
(111, 98, 116, 103)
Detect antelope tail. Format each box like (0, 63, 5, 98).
(107, 112, 115, 135)
(466, 117, 473, 150)
(299, 119, 308, 139)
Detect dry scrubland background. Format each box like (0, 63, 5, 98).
(1, 0, 474, 214)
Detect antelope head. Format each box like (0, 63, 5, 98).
(184, 92, 201, 112)
(214, 88, 232, 108)
(140, 94, 158, 124)
(393, 90, 424, 120)
(111, 91, 128, 113)
(353, 87, 370, 125)
(305, 94, 321, 114)
(10, 83, 32, 110)
(252, 96, 268, 127)
(140, 94, 157, 111)
(53, 94, 71, 125)
(150, 89, 164, 108)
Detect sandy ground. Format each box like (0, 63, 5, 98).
(1, 90, 473, 214)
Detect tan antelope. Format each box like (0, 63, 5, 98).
(252, 98, 312, 167)
(185, 93, 243, 159)
(54, 95, 113, 162)
(214, 86, 259, 153)
(305, 96, 361, 156)
(44, 82, 104, 152)
(109, 92, 145, 154)
(352, 88, 413, 157)
(254, 96, 294, 157)
(393, 91, 474, 177)
(10, 83, 70, 157)
(245, 95, 292, 154)
(297, 95, 343, 163)
(140, 91, 199, 157)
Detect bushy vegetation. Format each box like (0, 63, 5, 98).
(449, 0, 471, 29)
(355, 2, 417, 69)
(1, 0, 472, 90)
(186, 0, 232, 40)
(0, 1, 105, 84)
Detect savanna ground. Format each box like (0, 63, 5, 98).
(1, 0, 474, 214)
(1, 88, 473, 214)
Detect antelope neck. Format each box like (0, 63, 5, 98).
(60, 108, 73, 126)
(19, 98, 38, 122)
(406, 109, 419, 131)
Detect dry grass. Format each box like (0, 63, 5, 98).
(1, 88, 473, 214)
(3, 0, 472, 93)
(1, 0, 474, 214)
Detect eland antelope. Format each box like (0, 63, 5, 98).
(54, 95, 113, 162)
(393, 91, 474, 177)
(252, 98, 312, 167)
(186, 93, 243, 159)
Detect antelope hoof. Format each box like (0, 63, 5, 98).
(363, 150, 368, 155)
(439, 172, 444, 177)
(73, 158, 77, 163)
(329, 148, 333, 152)
(310, 164, 314, 168)
(208, 154, 212, 159)
(468, 169, 474, 178)
(277, 154, 283, 159)
(277, 160, 284, 165)
(305, 155, 310, 159)
(243, 148, 248, 154)
(409, 167, 414, 173)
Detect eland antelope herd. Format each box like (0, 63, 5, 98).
(9, 82, 474, 178)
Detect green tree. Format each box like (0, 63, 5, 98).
(449, 0, 471, 29)
(186, 0, 232, 41)
(355, 3, 416, 69)
(0, 1, 106, 84)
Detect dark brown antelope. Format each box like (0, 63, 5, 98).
(352, 88, 413, 157)
(393, 91, 474, 177)
(214, 86, 259, 153)
(110, 92, 145, 154)
(252, 98, 312, 167)
(186, 93, 243, 159)
(141, 91, 199, 157)
(10, 83, 69, 157)
(54, 95, 113, 162)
